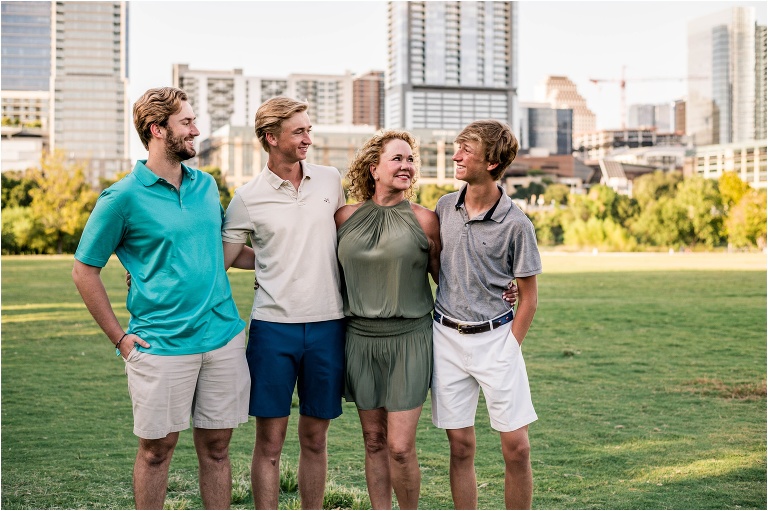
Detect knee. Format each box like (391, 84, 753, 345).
(362, 430, 388, 456)
(138, 436, 177, 467)
(449, 436, 476, 463)
(387, 435, 416, 466)
(255, 433, 285, 459)
(299, 430, 327, 456)
(201, 440, 230, 464)
(388, 442, 416, 466)
(502, 437, 531, 465)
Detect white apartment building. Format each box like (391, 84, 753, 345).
(172, 64, 355, 149)
(385, 1, 517, 132)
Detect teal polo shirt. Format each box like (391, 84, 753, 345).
(75, 160, 245, 356)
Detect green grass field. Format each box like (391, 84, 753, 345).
(2, 253, 765, 509)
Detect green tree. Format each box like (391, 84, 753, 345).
(530, 209, 564, 246)
(674, 175, 724, 248)
(632, 171, 683, 209)
(1, 206, 46, 254)
(718, 172, 750, 212)
(28, 151, 98, 254)
(511, 181, 546, 202)
(630, 176, 724, 249)
(563, 216, 637, 251)
(415, 184, 455, 210)
(1, 171, 38, 209)
(542, 183, 570, 205)
(725, 189, 767, 249)
(201, 166, 233, 209)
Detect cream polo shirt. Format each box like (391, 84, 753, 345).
(222, 161, 346, 323)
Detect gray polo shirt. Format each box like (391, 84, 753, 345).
(434, 185, 542, 322)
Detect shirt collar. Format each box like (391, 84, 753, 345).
(454, 184, 512, 223)
(133, 160, 195, 187)
(263, 160, 311, 189)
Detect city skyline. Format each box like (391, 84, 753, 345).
(125, 1, 767, 162)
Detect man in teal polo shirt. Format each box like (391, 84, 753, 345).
(72, 87, 251, 509)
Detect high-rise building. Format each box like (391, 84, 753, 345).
(539, 76, 597, 137)
(173, 64, 284, 146)
(385, 1, 517, 130)
(1, 1, 129, 178)
(627, 103, 673, 132)
(1, 1, 51, 129)
(687, 6, 758, 145)
(50, 1, 130, 179)
(628, 104, 656, 128)
(289, 73, 353, 126)
(674, 100, 686, 135)
(519, 102, 572, 155)
(353, 71, 385, 129)
(756, 24, 767, 142)
(1, 1, 52, 171)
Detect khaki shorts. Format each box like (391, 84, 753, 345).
(124, 329, 250, 439)
(431, 318, 537, 432)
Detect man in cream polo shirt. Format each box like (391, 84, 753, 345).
(221, 96, 345, 510)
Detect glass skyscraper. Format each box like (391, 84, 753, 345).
(1, 1, 51, 91)
(385, 1, 517, 130)
(687, 6, 760, 145)
(1, 1, 51, 131)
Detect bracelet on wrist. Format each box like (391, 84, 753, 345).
(115, 333, 129, 357)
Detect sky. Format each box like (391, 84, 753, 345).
(127, 0, 767, 161)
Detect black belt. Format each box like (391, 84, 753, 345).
(433, 310, 514, 335)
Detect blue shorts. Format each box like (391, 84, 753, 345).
(247, 319, 345, 419)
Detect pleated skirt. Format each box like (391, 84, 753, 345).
(344, 313, 433, 412)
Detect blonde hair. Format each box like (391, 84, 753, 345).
(346, 130, 420, 202)
(456, 120, 519, 180)
(254, 96, 309, 152)
(133, 87, 188, 150)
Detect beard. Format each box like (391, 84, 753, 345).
(164, 126, 196, 162)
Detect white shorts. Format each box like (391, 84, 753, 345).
(431, 317, 537, 432)
(124, 329, 250, 439)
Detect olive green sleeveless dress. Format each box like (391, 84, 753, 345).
(337, 199, 434, 411)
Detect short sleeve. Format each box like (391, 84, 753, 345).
(221, 192, 252, 243)
(74, 191, 126, 268)
(510, 217, 542, 278)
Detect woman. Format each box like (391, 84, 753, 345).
(335, 130, 439, 509)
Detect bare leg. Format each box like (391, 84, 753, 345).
(446, 427, 477, 510)
(500, 426, 532, 510)
(251, 417, 289, 510)
(386, 407, 423, 510)
(133, 432, 179, 509)
(193, 427, 234, 509)
(297, 414, 331, 510)
(358, 408, 392, 509)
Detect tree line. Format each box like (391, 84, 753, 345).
(2, 153, 765, 254)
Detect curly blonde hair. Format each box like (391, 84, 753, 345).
(346, 130, 420, 202)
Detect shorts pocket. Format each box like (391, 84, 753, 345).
(123, 346, 141, 364)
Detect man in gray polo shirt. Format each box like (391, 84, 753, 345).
(431, 119, 542, 509)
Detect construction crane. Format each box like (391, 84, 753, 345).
(589, 66, 708, 129)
